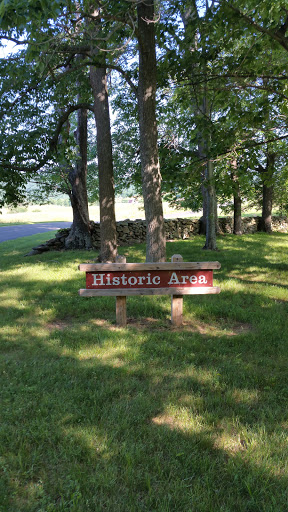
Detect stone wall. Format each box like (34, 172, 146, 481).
(27, 215, 288, 255)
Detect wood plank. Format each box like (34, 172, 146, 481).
(171, 255, 183, 327)
(115, 255, 127, 327)
(79, 286, 221, 297)
(116, 296, 127, 327)
(79, 261, 221, 272)
(171, 295, 183, 326)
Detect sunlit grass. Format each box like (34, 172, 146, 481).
(0, 233, 288, 511)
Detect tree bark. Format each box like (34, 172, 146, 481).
(259, 152, 275, 233)
(261, 183, 273, 233)
(233, 194, 242, 235)
(197, 127, 217, 247)
(137, 0, 166, 262)
(90, 65, 117, 262)
(65, 106, 93, 250)
(201, 91, 217, 250)
(203, 158, 218, 250)
(261, 183, 273, 232)
(198, 155, 207, 235)
(231, 164, 242, 235)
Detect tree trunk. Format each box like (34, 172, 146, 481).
(233, 194, 242, 235)
(201, 92, 217, 250)
(65, 106, 92, 250)
(198, 166, 207, 234)
(199, 170, 218, 236)
(203, 158, 217, 250)
(90, 65, 117, 261)
(181, 4, 217, 248)
(231, 164, 242, 235)
(199, 140, 217, 247)
(214, 194, 219, 234)
(137, 0, 166, 262)
(260, 182, 273, 232)
(259, 152, 275, 233)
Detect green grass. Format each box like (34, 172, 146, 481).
(1, 233, 288, 511)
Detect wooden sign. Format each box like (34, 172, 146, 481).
(79, 263, 220, 296)
(78, 255, 220, 326)
(85, 268, 213, 289)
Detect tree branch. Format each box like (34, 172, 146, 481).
(226, 3, 288, 52)
(108, 64, 138, 95)
(0, 103, 94, 174)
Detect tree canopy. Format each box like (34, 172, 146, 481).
(1, 0, 288, 253)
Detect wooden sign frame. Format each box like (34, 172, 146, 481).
(78, 255, 221, 327)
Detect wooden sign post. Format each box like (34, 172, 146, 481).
(171, 254, 184, 327)
(115, 255, 127, 327)
(78, 255, 221, 327)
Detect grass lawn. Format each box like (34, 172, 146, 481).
(0, 232, 288, 511)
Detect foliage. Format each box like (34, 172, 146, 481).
(1, 0, 288, 219)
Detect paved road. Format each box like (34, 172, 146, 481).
(0, 222, 72, 243)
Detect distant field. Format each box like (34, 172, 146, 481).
(0, 201, 263, 226)
(0, 201, 197, 225)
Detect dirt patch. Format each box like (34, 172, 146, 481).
(53, 315, 253, 336)
(178, 320, 253, 337)
(127, 317, 167, 328)
(213, 433, 247, 455)
(46, 320, 70, 331)
(90, 318, 112, 327)
(162, 319, 252, 336)
(116, 317, 254, 336)
(152, 414, 182, 430)
(227, 323, 253, 335)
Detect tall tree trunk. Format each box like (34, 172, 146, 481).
(198, 138, 207, 234)
(181, 9, 207, 237)
(214, 193, 219, 234)
(233, 193, 242, 235)
(202, 95, 217, 250)
(199, 178, 207, 235)
(261, 183, 273, 232)
(231, 162, 242, 235)
(90, 65, 117, 261)
(203, 158, 217, 250)
(137, 0, 166, 262)
(181, 4, 217, 249)
(65, 106, 92, 250)
(259, 152, 275, 233)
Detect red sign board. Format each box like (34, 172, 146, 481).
(86, 270, 213, 290)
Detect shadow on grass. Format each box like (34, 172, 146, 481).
(1, 322, 288, 511)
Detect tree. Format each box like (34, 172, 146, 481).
(0, 0, 168, 261)
(0, 44, 96, 245)
(64, 103, 93, 249)
(219, 0, 288, 229)
(0, 2, 119, 257)
(137, 0, 166, 261)
(89, 0, 167, 261)
(156, 0, 220, 249)
(157, 0, 288, 240)
(90, 63, 117, 261)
